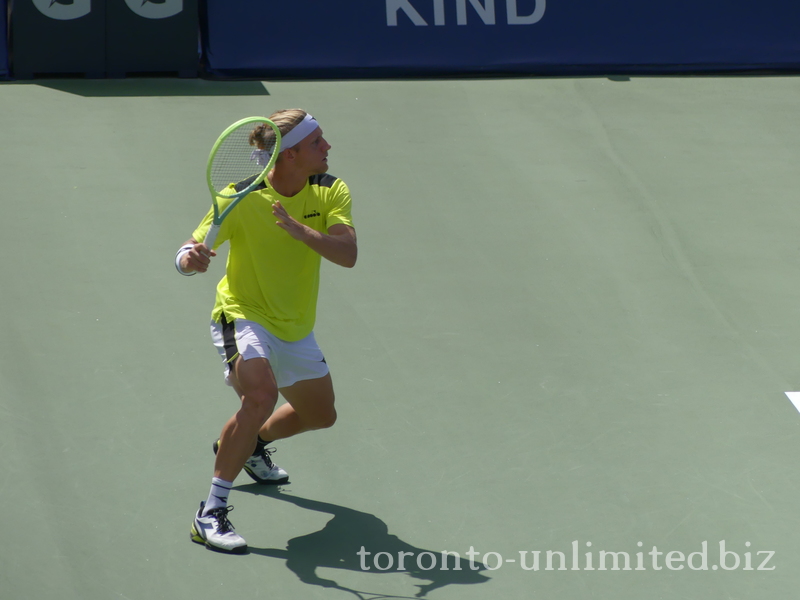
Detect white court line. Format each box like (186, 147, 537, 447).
(785, 392, 800, 413)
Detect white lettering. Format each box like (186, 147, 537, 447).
(483, 552, 503, 570)
(687, 541, 708, 570)
(547, 550, 568, 571)
(373, 551, 394, 570)
(457, 0, 495, 25)
(599, 550, 633, 571)
(434, 0, 446, 25)
(506, 0, 545, 24)
(417, 552, 437, 570)
(719, 541, 740, 570)
(387, 0, 545, 26)
(665, 550, 685, 571)
(519, 550, 540, 571)
(649, 546, 663, 570)
(396, 550, 413, 570)
(440, 550, 462, 570)
(357, 546, 371, 570)
(465, 546, 481, 570)
(386, 0, 428, 26)
(757, 550, 776, 571)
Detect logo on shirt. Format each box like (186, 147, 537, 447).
(304, 211, 321, 219)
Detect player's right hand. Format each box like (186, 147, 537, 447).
(184, 243, 216, 273)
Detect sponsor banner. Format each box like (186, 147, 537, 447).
(106, 0, 199, 76)
(10, 0, 198, 78)
(0, 0, 7, 79)
(11, 0, 106, 78)
(202, 0, 800, 78)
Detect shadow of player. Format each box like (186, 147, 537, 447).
(240, 485, 490, 599)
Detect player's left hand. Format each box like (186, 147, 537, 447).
(273, 201, 311, 241)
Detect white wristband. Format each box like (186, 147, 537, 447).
(175, 245, 196, 276)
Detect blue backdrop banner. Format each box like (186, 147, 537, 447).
(201, 0, 800, 78)
(0, 0, 8, 79)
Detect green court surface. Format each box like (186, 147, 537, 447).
(2, 75, 800, 600)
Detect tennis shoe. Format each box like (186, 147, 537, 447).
(213, 439, 289, 485)
(190, 502, 247, 554)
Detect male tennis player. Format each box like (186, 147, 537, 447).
(175, 109, 357, 553)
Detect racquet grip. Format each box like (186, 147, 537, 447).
(203, 223, 220, 250)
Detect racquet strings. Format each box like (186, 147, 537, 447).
(209, 120, 278, 194)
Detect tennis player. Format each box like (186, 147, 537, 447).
(175, 109, 357, 553)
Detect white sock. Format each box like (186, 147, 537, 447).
(204, 477, 233, 514)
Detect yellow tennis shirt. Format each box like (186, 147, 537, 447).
(192, 174, 353, 342)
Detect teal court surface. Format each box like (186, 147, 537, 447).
(1, 75, 800, 599)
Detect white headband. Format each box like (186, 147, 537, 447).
(280, 113, 319, 150)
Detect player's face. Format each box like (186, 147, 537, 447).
(293, 127, 331, 174)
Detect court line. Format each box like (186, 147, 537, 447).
(784, 392, 800, 413)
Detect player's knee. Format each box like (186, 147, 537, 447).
(310, 407, 337, 430)
(241, 390, 278, 424)
(321, 408, 337, 429)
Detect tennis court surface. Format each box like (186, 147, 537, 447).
(2, 75, 800, 599)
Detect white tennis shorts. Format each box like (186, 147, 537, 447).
(210, 316, 329, 389)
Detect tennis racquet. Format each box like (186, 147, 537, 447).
(203, 116, 282, 249)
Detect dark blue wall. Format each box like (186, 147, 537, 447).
(0, 0, 8, 79)
(201, 0, 800, 78)
(6, 1, 799, 80)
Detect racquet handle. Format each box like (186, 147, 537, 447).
(203, 223, 220, 251)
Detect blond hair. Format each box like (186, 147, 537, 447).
(246, 109, 309, 163)
(271, 108, 309, 150)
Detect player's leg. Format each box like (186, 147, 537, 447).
(258, 331, 337, 440)
(218, 366, 289, 485)
(192, 320, 280, 553)
(216, 371, 336, 483)
(223, 375, 335, 487)
(215, 356, 279, 481)
(210, 328, 335, 491)
(269, 372, 337, 437)
(191, 357, 278, 553)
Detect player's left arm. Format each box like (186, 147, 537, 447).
(272, 200, 357, 268)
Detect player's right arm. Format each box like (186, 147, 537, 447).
(177, 238, 216, 274)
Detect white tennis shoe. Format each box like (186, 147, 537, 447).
(190, 502, 247, 554)
(213, 439, 289, 484)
